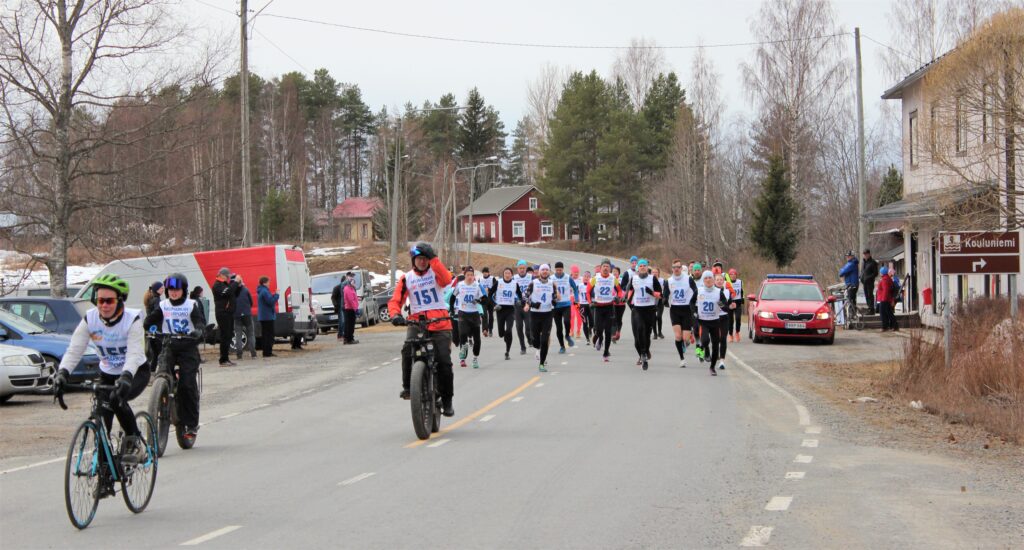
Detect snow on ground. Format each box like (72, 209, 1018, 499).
(1, 263, 103, 289)
(308, 246, 359, 257)
(368, 271, 395, 289)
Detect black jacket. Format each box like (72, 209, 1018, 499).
(861, 258, 879, 282)
(212, 279, 241, 315)
(331, 282, 344, 311)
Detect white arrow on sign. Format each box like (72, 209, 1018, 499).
(972, 258, 987, 272)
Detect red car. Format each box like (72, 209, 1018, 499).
(747, 275, 837, 344)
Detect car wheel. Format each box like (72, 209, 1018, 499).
(824, 333, 835, 345)
(36, 354, 58, 395)
(0, 395, 11, 404)
(378, 305, 390, 323)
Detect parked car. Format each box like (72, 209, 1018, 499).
(0, 343, 48, 403)
(373, 287, 394, 322)
(0, 297, 91, 334)
(311, 270, 377, 332)
(77, 244, 317, 347)
(747, 274, 837, 344)
(0, 309, 101, 386)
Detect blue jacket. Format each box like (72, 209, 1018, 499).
(839, 258, 859, 286)
(257, 285, 279, 321)
(234, 285, 254, 319)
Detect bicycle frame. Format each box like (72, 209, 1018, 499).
(60, 383, 124, 482)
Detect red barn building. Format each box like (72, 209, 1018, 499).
(456, 185, 565, 243)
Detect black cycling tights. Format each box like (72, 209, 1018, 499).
(698, 319, 723, 368)
(496, 307, 515, 353)
(530, 311, 554, 365)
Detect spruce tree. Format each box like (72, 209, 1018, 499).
(877, 165, 903, 207)
(749, 155, 801, 267)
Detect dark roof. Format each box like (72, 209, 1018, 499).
(881, 52, 950, 100)
(457, 185, 535, 217)
(863, 184, 994, 222)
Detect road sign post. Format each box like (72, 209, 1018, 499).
(937, 231, 1022, 368)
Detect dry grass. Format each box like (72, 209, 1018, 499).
(892, 298, 1024, 443)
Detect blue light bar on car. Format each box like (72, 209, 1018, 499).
(765, 274, 815, 280)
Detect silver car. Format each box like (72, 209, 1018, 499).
(0, 343, 47, 403)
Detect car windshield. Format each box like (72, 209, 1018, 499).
(0, 309, 47, 334)
(311, 275, 342, 294)
(760, 283, 823, 301)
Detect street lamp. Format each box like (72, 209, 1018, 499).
(456, 156, 501, 266)
(388, 105, 464, 287)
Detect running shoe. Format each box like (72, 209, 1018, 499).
(642, 358, 648, 371)
(679, 358, 687, 368)
(400, 389, 410, 400)
(710, 365, 717, 376)
(603, 355, 610, 363)
(559, 346, 566, 354)
(539, 364, 547, 372)
(459, 344, 468, 360)
(718, 362, 725, 370)
(636, 357, 643, 366)
(567, 336, 575, 348)
(535, 350, 540, 360)
(472, 357, 480, 369)
(460, 359, 467, 368)
(521, 347, 527, 355)
(504, 352, 510, 361)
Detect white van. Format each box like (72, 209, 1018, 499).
(77, 245, 317, 346)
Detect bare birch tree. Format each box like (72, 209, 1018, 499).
(611, 37, 668, 111)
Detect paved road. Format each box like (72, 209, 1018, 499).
(1, 245, 1021, 548)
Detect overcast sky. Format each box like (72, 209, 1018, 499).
(191, 0, 909, 129)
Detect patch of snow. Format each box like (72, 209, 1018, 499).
(368, 271, 393, 288)
(1, 263, 103, 289)
(308, 246, 359, 257)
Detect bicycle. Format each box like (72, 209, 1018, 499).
(843, 285, 865, 331)
(394, 316, 451, 440)
(56, 381, 158, 529)
(146, 332, 203, 457)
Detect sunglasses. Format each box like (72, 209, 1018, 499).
(165, 277, 186, 290)
(97, 297, 117, 305)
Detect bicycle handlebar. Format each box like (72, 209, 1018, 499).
(54, 380, 118, 410)
(146, 331, 201, 341)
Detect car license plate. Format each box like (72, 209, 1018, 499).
(328, 315, 338, 320)
(785, 322, 806, 329)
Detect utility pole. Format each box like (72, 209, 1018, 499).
(855, 27, 868, 259)
(389, 121, 401, 288)
(239, 0, 253, 247)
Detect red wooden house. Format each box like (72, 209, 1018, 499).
(456, 185, 565, 243)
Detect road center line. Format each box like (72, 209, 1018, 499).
(785, 471, 806, 480)
(765, 496, 793, 511)
(728, 352, 811, 426)
(805, 426, 822, 434)
(535, 382, 545, 387)
(338, 472, 376, 486)
(511, 396, 524, 403)
(405, 375, 541, 448)
(480, 414, 496, 422)
(740, 526, 774, 547)
(794, 454, 814, 463)
(801, 439, 819, 448)
(219, 412, 240, 419)
(180, 525, 242, 546)
(0, 457, 63, 476)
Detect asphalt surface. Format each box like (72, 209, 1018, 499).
(1, 245, 1021, 548)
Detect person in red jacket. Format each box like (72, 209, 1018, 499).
(388, 242, 456, 416)
(876, 267, 898, 332)
(342, 272, 360, 345)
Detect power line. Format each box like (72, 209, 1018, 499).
(259, 12, 851, 50)
(191, 0, 235, 16)
(253, 28, 311, 73)
(861, 33, 919, 62)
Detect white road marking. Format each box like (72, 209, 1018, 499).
(392, 356, 400, 361)
(357, 370, 368, 375)
(740, 526, 774, 547)
(480, 414, 496, 422)
(511, 396, 525, 403)
(560, 361, 568, 365)
(0, 457, 63, 475)
(426, 438, 451, 448)
(253, 403, 270, 409)
(801, 439, 819, 448)
(806, 426, 822, 434)
(549, 372, 559, 376)
(569, 353, 576, 357)
(534, 383, 545, 387)
(344, 376, 353, 380)
(765, 496, 793, 511)
(181, 525, 242, 546)
(369, 366, 379, 371)
(728, 352, 811, 426)
(219, 412, 240, 420)
(338, 472, 376, 486)
(302, 389, 315, 394)
(794, 455, 814, 463)
(785, 471, 806, 480)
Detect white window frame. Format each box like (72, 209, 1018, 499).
(540, 221, 554, 238)
(490, 221, 496, 239)
(908, 110, 918, 167)
(472, 223, 478, 237)
(529, 197, 538, 210)
(512, 221, 525, 238)
(597, 223, 607, 233)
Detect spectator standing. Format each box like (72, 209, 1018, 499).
(234, 279, 256, 359)
(876, 267, 898, 331)
(342, 272, 359, 345)
(860, 249, 879, 315)
(257, 276, 279, 357)
(331, 277, 346, 340)
(211, 267, 241, 366)
(839, 250, 859, 307)
(143, 282, 163, 315)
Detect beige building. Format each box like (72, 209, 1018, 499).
(867, 51, 1022, 327)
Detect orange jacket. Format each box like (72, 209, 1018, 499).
(388, 257, 453, 332)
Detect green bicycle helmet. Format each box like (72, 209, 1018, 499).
(91, 273, 130, 300)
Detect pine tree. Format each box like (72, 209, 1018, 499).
(749, 155, 801, 267)
(877, 165, 903, 207)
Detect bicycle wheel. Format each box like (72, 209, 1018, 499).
(410, 360, 433, 440)
(122, 412, 158, 513)
(430, 370, 441, 433)
(147, 377, 171, 457)
(64, 421, 101, 529)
